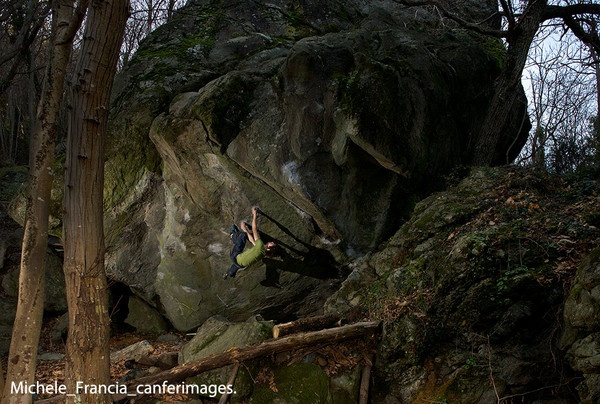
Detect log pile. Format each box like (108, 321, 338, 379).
(37, 318, 381, 403)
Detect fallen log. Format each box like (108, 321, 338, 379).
(272, 314, 341, 338)
(111, 321, 381, 401)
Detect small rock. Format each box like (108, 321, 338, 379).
(156, 333, 181, 343)
(38, 352, 65, 361)
(111, 339, 154, 362)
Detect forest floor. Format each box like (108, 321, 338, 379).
(3, 318, 192, 402)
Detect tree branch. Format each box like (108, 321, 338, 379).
(394, 0, 507, 37)
(543, 4, 600, 21)
(499, 0, 517, 27)
(563, 15, 600, 55)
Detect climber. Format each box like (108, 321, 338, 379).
(224, 206, 276, 279)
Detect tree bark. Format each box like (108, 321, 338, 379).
(473, 0, 547, 166)
(1, 1, 87, 402)
(358, 354, 374, 404)
(107, 321, 381, 401)
(62, 0, 128, 403)
(273, 314, 341, 338)
(0, 362, 4, 399)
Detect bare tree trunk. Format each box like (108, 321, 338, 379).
(62, 0, 128, 402)
(1, 1, 87, 402)
(473, 0, 547, 166)
(167, 0, 176, 21)
(217, 364, 240, 404)
(35, 322, 380, 404)
(146, 0, 153, 35)
(592, 49, 600, 166)
(531, 125, 546, 170)
(358, 354, 374, 404)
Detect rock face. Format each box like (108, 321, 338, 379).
(103, 0, 528, 331)
(325, 167, 599, 402)
(561, 248, 600, 402)
(179, 316, 273, 399)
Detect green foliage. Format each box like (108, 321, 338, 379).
(479, 36, 506, 71)
(135, 7, 225, 61)
(464, 356, 477, 369)
(496, 266, 531, 293)
(462, 232, 489, 257)
(252, 363, 330, 403)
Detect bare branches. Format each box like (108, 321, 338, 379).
(397, 0, 600, 167)
(0, 0, 50, 96)
(396, 0, 600, 52)
(394, 0, 506, 37)
(499, 0, 517, 27)
(562, 15, 600, 55)
(543, 4, 600, 21)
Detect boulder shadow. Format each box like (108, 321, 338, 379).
(258, 210, 346, 284)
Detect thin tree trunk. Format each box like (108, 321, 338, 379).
(0, 362, 4, 399)
(62, 0, 128, 403)
(473, 0, 547, 166)
(1, 1, 87, 402)
(592, 49, 600, 165)
(217, 364, 240, 404)
(358, 354, 374, 404)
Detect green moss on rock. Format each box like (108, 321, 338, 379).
(251, 363, 330, 404)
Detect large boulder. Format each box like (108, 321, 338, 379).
(104, 0, 526, 329)
(179, 315, 273, 399)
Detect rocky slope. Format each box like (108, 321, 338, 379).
(326, 166, 599, 402)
